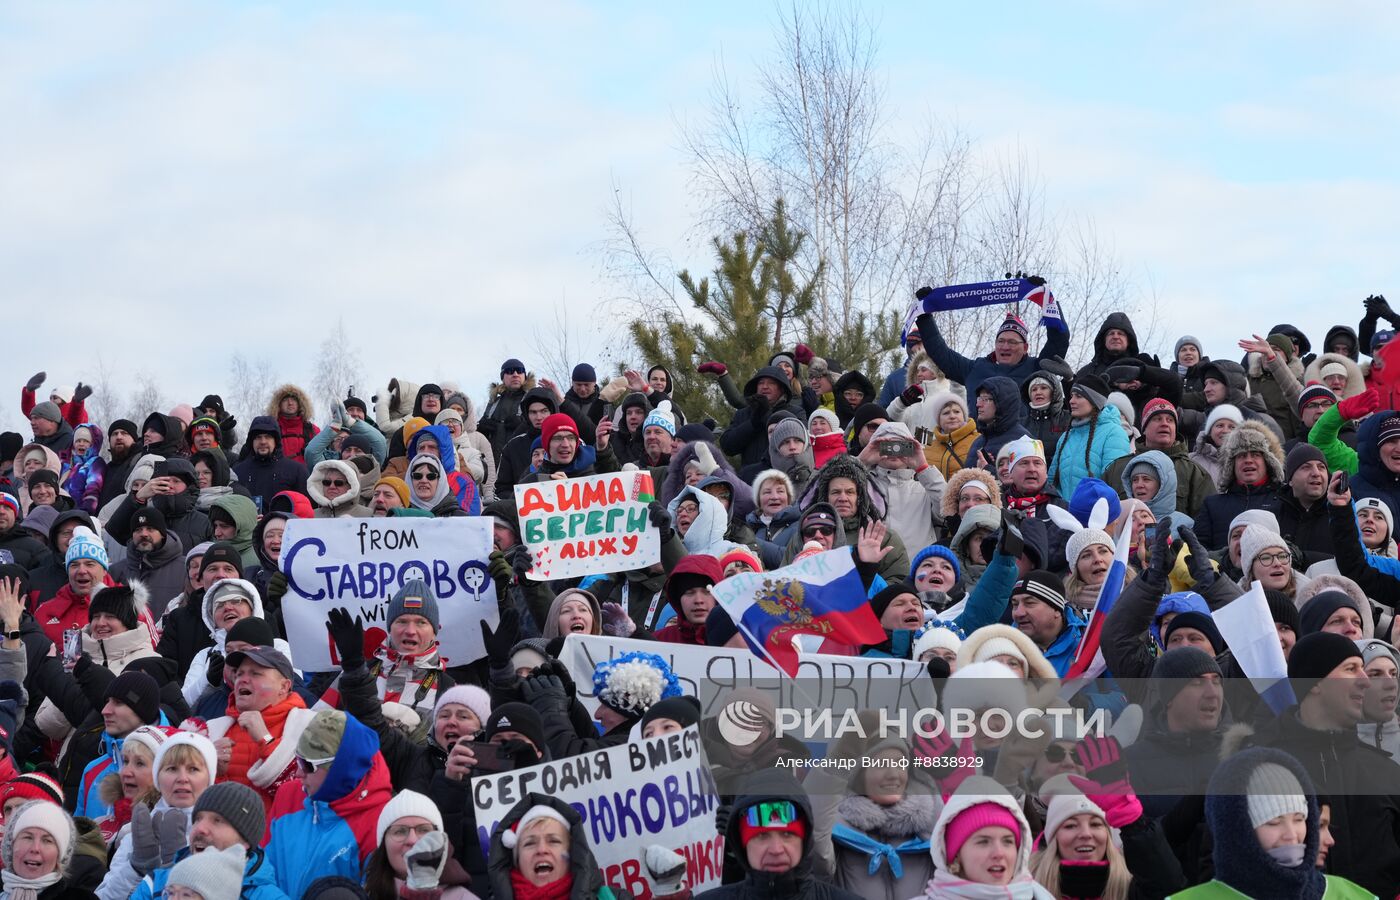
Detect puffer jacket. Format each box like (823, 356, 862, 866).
(485, 792, 630, 900)
(966, 376, 1031, 469)
(1193, 421, 1286, 549)
(1178, 359, 1284, 445)
(307, 459, 372, 518)
(1116, 449, 1194, 528)
(1349, 408, 1400, 518)
(264, 383, 319, 463)
(916, 309, 1071, 404)
(1049, 404, 1131, 498)
(131, 846, 287, 900)
(1020, 372, 1072, 461)
(62, 423, 106, 514)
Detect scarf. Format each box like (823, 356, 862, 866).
(373, 644, 443, 712)
(508, 869, 573, 900)
(923, 869, 1051, 899)
(831, 822, 930, 878)
(1005, 493, 1049, 512)
(0, 869, 62, 900)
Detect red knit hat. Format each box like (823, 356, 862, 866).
(719, 547, 763, 576)
(0, 772, 64, 808)
(944, 801, 1021, 863)
(540, 414, 578, 448)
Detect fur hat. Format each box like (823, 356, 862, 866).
(941, 467, 1001, 518)
(1217, 420, 1284, 491)
(592, 652, 683, 718)
(88, 580, 148, 631)
(957, 624, 1057, 680)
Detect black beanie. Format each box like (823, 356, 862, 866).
(1299, 590, 1359, 636)
(484, 702, 547, 753)
(705, 606, 740, 647)
(198, 395, 226, 415)
(870, 582, 917, 622)
(129, 506, 168, 539)
(641, 696, 702, 732)
(0, 433, 20, 465)
(208, 505, 236, 529)
(1265, 589, 1300, 634)
(1150, 647, 1223, 708)
(1164, 611, 1225, 655)
(851, 402, 887, 436)
(105, 670, 161, 724)
(1284, 443, 1326, 483)
(89, 584, 141, 631)
(199, 542, 244, 579)
(1012, 569, 1068, 613)
(341, 434, 376, 457)
(27, 470, 59, 491)
(1288, 631, 1363, 698)
(344, 396, 367, 414)
(107, 419, 139, 439)
(226, 616, 276, 648)
(0, 565, 29, 601)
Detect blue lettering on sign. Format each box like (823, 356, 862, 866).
(282, 535, 490, 602)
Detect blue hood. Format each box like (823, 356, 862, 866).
(1150, 590, 1209, 648)
(1121, 449, 1178, 521)
(408, 424, 458, 473)
(311, 712, 379, 803)
(976, 376, 1025, 436)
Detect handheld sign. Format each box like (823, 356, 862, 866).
(280, 517, 497, 670)
(514, 471, 661, 580)
(472, 725, 722, 900)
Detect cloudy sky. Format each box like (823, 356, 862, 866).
(3, 2, 1397, 432)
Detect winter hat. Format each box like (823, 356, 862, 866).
(1265, 589, 1301, 635)
(807, 408, 841, 433)
(509, 638, 549, 674)
(129, 506, 168, 539)
(485, 702, 547, 751)
(108, 418, 140, 440)
(1371, 414, 1400, 447)
(1284, 443, 1326, 482)
(152, 731, 219, 784)
(1163, 611, 1225, 655)
(592, 652, 683, 718)
(1204, 404, 1244, 434)
(705, 606, 740, 647)
(664, 555, 722, 609)
(1066, 528, 1114, 569)
(65, 525, 109, 570)
(1355, 496, 1395, 535)
(1042, 787, 1110, 845)
(737, 800, 808, 847)
(718, 546, 763, 575)
(500, 358, 526, 375)
(1068, 478, 1121, 530)
(226, 616, 276, 649)
(167, 843, 246, 900)
(1174, 335, 1201, 358)
(1297, 383, 1337, 416)
(374, 476, 410, 507)
(640, 696, 703, 733)
(850, 402, 889, 437)
(571, 363, 597, 383)
(26, 469, 59, 494)
(192, 782, 266, 847)
(502, 804, 572, 852)
(106, 671, 161, 724)
(870, 582, 918, 622)
(1070, 374, 1110, 410)
(89, 582, 143, 631)
(386, 578, 440, 632)
(643, 401, 678, 437)
(1140, 397, 1178, 427)
(1011, 570, 1068, 613)
(19, 505, 57, 540)
(298, 709, 349, 763)
(1106, 392, 1138, 436)
(376, 789, 443, 844)
(1298, 590, 1362, 637)
(29, 401, 62, 425)
(539, 413, 578, 448)
(1230, 509, 1281, 538)
(433, 684, 491, 728)
(122, 725, 180, 766)
(303, 878, 370, 900)
(1001, 436, 1045, 473)
(1025, 374, 1056, 408)
(198, 541, 244, 579)
(0, 772, 64, 808)
(996, 313, 1029, 343)
(910, 544, 962, 587)
(1, 800, 74, 873)
(771, 417, 809, 450)
(1288, 631, 1363, 698)
(912, 621, 965, 660)
(1357, 638, 1400, 671)
(944, 802, 1022, 864)
(1244, 762, 1307, 830)
(1151, 646, 1223, 710)
(1239, 525, 1288, 577)
(0, 490, 20, 519)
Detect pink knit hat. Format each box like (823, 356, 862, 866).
(944, 801, 1022, 864)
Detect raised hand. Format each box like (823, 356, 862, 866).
(857, 519, 891, 565)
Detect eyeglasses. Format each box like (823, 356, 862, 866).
(802, 524, 835, 538)
(743, 801, 799, 828)
(322, 479, 349, 488)
(1255, 551, 1291, 566)
(296, 755, 334, 775)
(1304, 400, 1334, 411)
(995, 338, 1025, 349)
(412, 471, 440, 482)
(386, 822, 437, 841)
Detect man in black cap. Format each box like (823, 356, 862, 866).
(1008, 570, 1086, 677)
(98, 418, 142, 509)
(563, 362, 606, 428)
(71, 670, 162, 818)
(196, 394, 240, 449)
(480, 358, 531, 463)
(1276, 442, 1334, 559)
(212, 645, 303, 809)
(109, 507, 187, 616)
(137, 781, 279, 899)
(1239, 631, 1400, 894)
(1125, 647, 1226, 815)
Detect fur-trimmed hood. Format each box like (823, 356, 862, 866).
(836, 791, 938, 841)
(904, 350, 948, 390)
(488, 373, 537, 398)
(1302, 351, 1366, 399)
(1216, 419, 1284, 491)
(956, 623, 1059, 680)
(801, 453, 886, 524)
(940, 467, 1001, 518)
(307, 459, 364, 512)
(265, 383, 314, 421)
(930, 776, 1037, 875)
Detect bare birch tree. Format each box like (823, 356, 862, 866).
(311, 318, 365, 423)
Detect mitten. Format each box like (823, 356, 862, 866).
(404, 830, 450, 890)
(644, 845, 688, 896)
(696, 362, 728, 377)
(900, 384, 924, 406)
(1337, 388, 1380, 421)
(24, 372, 45, 393)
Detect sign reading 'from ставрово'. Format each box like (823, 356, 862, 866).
(514, 471, 660, 580)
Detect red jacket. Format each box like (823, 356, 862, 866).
(20, 388, 88, 429)
(276, 415, 319, 464)
(34, 580, 160, 647)
(655, 618, 706, 645)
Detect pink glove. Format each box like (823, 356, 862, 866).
(1337, 388, 1380, 421)
(697, 361, 727, 377)
(913, 730, 978, 799)
(1067, 775, 1143, 829)
(794, 343, 815, 365)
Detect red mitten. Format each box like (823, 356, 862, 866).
(794, 343, 815, 365)
(697, 361, 728, 377)
(1337, 388, 1380, 421)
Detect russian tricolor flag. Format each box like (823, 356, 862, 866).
(712, 550, 885, 677)
(1061, 519, 1133, 695)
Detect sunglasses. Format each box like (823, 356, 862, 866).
(502, 367, 525, 375)
(296, 755, 334, 775)
(412, 471, 440, 482)
(802, 524, 835, 538)
(744, 801, 799, 828)
(1043, 743, 1073, 764)
(322, 479, 349, 488)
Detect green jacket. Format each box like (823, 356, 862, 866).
(1168, 874, 1375, 899)
(1308, 404, 1359, 475)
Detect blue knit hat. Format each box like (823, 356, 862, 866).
(64, 525, 109, 570)
(592, 652, 683, 718)
(1068, 477, 1121, 528)
(386, 578, 439, 632)
(909, 544, 961, 587)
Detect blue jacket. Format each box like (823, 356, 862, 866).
(133, 846, 288, 900)
(1050, 405, 1131, 499)
(76, 711, 171, 818)
(921, 312, 1071, 402)
(1042, 609, 1089, 677)
(304, 417, 388, 466)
